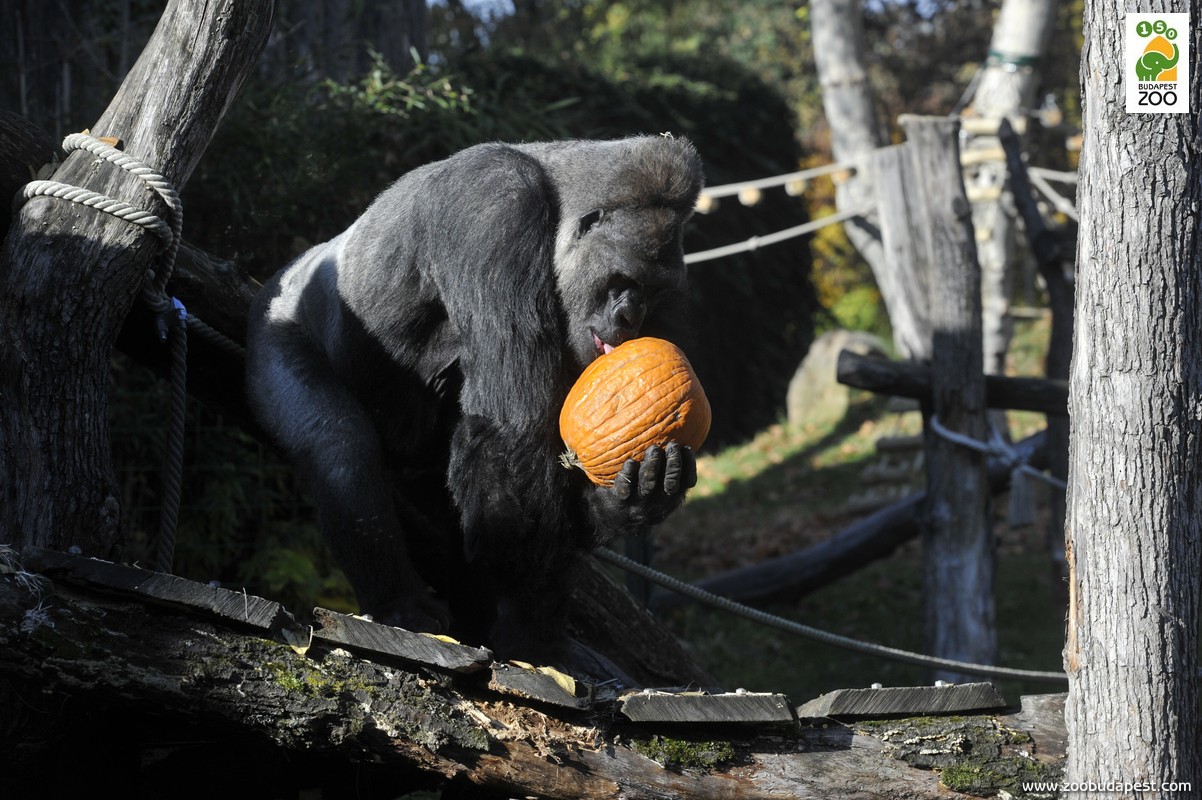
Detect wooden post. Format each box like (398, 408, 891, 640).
(899, 115, 995, 682)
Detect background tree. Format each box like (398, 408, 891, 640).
(809, 0, 932, 361)
(964, 0, 1059, 379)
(1064, 0, 1201, 787)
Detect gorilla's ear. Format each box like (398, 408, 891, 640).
(577, 208, 605, 238)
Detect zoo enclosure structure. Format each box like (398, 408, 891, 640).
(660, 112, 1075, 685)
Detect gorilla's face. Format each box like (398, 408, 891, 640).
(557, 205, 690, 371)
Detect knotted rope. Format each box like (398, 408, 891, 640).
(927, 414, 1066, 528)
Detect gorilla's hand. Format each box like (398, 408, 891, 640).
(592, 442, 697, 532)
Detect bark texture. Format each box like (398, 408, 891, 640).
(1, 554, 1068, 799)
(1064, 0, 1202, 789)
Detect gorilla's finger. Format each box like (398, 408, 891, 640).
(681, 445, 698, 490)
(663, 443, 698, 494)
(613, 459, 639, 501)
(663, 442, 685, 495)
(639, 445, 665, 497)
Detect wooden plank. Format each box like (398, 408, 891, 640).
(620, 690, 795, 724)
(312, 607, 493, 674)
(487, 662, 593, 709)
(22, 546, 293, 631)
(795, 682, 1007, 720)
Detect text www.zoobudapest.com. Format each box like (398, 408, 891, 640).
(1022, 780, 1192, 795)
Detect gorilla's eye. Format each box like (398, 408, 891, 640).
(577, 208, 605, 238)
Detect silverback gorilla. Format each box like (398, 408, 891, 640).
(246, 136, 704, 670)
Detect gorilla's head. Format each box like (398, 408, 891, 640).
(523, 136, 704, 371)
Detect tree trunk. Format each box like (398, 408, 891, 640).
(810, 0, 932, 360)
(1064, 0, 1202, 789)
(0, 0, 275, 556)
(966, 0, 1060, 377)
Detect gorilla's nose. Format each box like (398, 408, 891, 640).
(615, 296, 647, 337)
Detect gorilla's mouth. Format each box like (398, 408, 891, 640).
(592, 330, 618, 356)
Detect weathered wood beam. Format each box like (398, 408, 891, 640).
(997, 119, 1073, 572)
(901, 114, 994, 682)
(837, 349, 1069, 415)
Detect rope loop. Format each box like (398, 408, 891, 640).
(928, 414, 1066, 491)
(19, 132, 183, 324)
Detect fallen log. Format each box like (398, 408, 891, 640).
(653, 430, 1046, 612)
(1, 548, 1066, 799)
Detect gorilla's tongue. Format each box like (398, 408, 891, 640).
(593, 331, 617, 356)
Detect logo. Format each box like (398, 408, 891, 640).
(1126, 13, 1190, 113)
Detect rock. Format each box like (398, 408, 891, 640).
(786, 329, 889, 427)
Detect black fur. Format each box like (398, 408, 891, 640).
(246, 136, 704, 665)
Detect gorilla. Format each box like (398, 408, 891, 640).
(246, 136, 704, 670)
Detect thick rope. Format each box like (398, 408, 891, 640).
(154, 300, 189, 574)
(595, 547, 1068, 683)
(928, 414, 1067, 491)
(185, 314, 247, 358)
(22, 132, 183, 313)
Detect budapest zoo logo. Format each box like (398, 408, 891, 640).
(1133, 18, 1180, 108)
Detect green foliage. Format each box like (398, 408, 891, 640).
(828, 284, 889, 341)
(323, 50, 474, 120)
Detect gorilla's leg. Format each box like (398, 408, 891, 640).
(247, 324, 448, 632)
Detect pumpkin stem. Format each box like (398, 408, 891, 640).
(558, 449, 581, 471)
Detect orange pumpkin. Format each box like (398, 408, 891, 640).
(559, 337, 711, 486)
